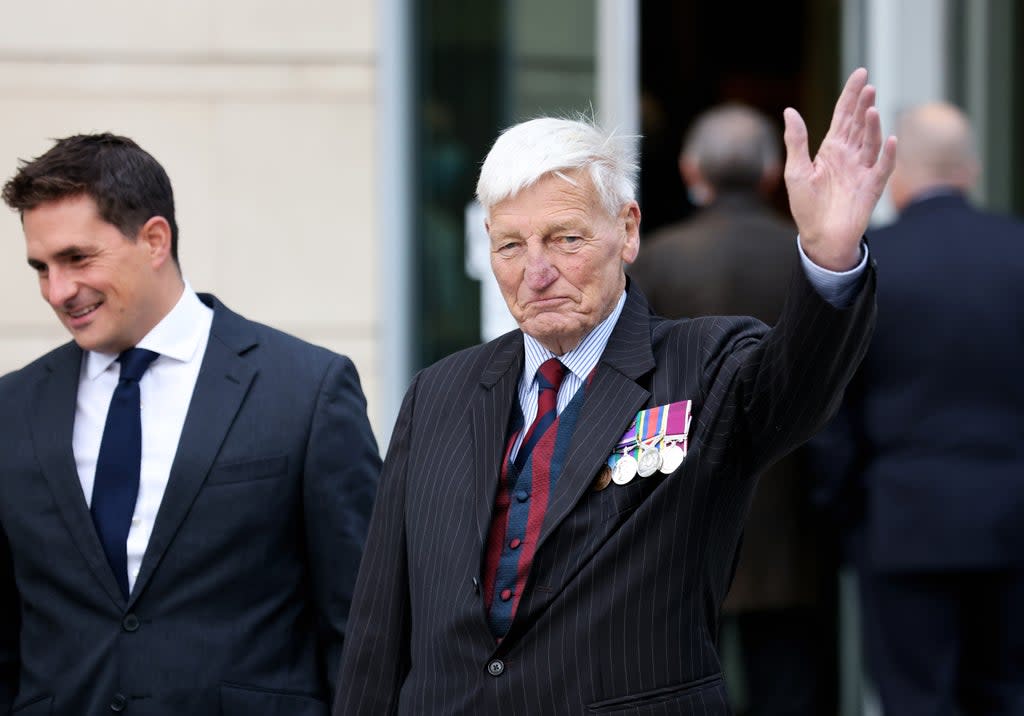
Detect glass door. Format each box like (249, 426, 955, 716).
(412, 0, 598, 370)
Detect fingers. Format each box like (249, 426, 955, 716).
(871, 135, 898, 194)
(849, 84, 875, 144)
(859, 105, 883, 166)
(828, 67, 869, 138)
(783, 107, 811, 183)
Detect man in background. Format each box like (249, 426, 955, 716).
(821, 102, 1024, 714)
(0, 133, 380, 715)
(630, 104, 836, 716)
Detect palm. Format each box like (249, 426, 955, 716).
(784, 68, 897, 270)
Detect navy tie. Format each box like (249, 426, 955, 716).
(91, 348, 159, 599)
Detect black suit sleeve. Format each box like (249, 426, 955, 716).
(0, 524, 18, 710)
(333, 375, 418, 715)
(712, 263, 877, 476)
(303, 356, 382, 702)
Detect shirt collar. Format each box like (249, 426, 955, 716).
(521, 290, 628, 385)
(83, 282, 211, 381)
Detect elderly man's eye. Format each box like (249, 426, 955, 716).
(495, 241, 523, 257)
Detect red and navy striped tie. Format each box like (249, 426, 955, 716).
(484, 358, 568, 637)
(513, 358, 566, 469)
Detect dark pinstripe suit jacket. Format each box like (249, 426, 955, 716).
(335, 266, 876, 715)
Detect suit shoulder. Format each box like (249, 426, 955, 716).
(419, 334, 518, 385)
(652, 313, 765, 348)
(870, 204, 1024, 253)
(975, 208, 1024, 238)
(246, 317, 338, 358)
(207, 300, 356, 378)
(0, 342, 77, 397)
(650, 313, 768, 383)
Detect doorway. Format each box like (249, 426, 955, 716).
(639, 0, 840, 235)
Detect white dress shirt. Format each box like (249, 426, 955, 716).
(73, 284, 213, 593)
(514, 240, 869, 453)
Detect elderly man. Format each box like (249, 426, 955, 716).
(335, 69, 894, 715)
(820, 102, 1024, 715)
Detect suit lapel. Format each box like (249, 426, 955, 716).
(471, 335, 523, 546)
(30, 342, 127, 606)
(129, 297, 257, 605)
(538, 287, 655, 548)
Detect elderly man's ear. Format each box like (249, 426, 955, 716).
(620, 202, 641, 264)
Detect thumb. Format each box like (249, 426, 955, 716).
(783, 107, 811, 183)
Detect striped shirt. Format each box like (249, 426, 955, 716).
(512, 291, 627, 461)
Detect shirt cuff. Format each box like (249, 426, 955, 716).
(797, 236, 869, 309)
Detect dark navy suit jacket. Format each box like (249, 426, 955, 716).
(0, 295, 380, 716)
(818, 193, 1024, 572)
(335, 267, 875, 716)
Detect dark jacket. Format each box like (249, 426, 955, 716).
(821, 193, 1024, 572)
(0, 295, 381, 715)
(335, 263, 875, 715)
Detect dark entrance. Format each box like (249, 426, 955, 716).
(639, 1, 841, 235)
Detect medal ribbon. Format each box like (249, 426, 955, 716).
(609, 401, 693, 467)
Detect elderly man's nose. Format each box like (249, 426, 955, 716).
(524, 249, 557, 290)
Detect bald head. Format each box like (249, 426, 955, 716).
(680, 104, 781, 205)
(890, 102, 979, 210)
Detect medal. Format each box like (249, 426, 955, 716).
(659, 443, 685, 473)
(637, 443, 663, 477)
(593, 465, 613, 491)
(634, 406, 668, 478)
(606, 401, 693, 485)
(612, 454, 637, 484)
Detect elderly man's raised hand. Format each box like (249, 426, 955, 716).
(783, 68, 897, 271)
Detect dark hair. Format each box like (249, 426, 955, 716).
(2, 133, 179, 263)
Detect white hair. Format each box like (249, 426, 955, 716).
(475, 117, 639, 218)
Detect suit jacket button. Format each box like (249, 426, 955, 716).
(122, 614, 140, 632)
(109, 693, 128, 711)
(487, 659, 505, 677)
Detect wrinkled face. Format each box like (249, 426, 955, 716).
(24, 194, 166, 354)
(487, 171, 640, 355)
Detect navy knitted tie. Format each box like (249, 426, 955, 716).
(91, 348, 159, 599)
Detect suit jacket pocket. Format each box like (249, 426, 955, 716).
(586, 674, 727, 714)
(206, 455, 288, 486)
(600, 470, 661, 522)
(220, 682, 327, 716)
(11, 695, 52, 715)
